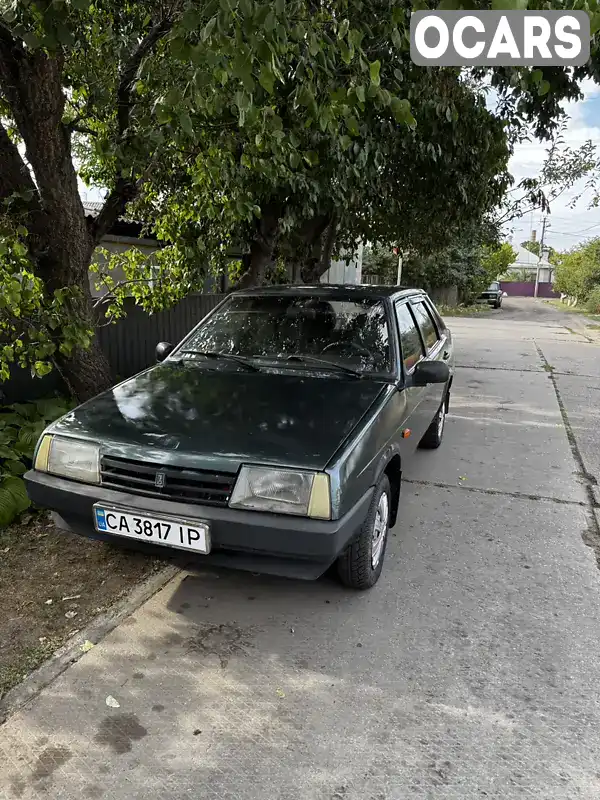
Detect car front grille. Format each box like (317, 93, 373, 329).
(100, 455, 236, 507)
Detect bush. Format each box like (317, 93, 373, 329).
(0, 397, 75, 527)
(554, 239, 600, 301)
(586, 286, 600, 315)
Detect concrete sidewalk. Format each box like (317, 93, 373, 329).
(1, 300, 600, 800)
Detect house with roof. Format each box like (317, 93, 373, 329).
(506, 244, 553, 284)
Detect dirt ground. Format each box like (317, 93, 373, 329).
(0, 514, 163, 699)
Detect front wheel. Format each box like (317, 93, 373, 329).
(336, 474, 391, 590)
(419, 397, 447, 449)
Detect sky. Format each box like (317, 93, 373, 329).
(501, 77, 600, 253)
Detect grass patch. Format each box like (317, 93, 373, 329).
(0, 514, 165, 700)
(437, 303, 494, 317)
(543, 300, 600, 323)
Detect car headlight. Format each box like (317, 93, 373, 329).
(34, 435, 100, 484)
(229, 466, 331, 519)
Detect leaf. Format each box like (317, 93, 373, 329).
(81, 640, 95, 653)
(303, 150, 319, 166)
(345, 116, 360, 136)
(391, 97, 412, 124)
(8, 404, 36, 420)
(258, 65, 275, 94)
(35, 398, 71, 421)
(0, 485, 17, 527)
(0, 445, 19, 460)
(355, 85, 365, 103)
(5, 461, 26, 476)
(182, 8, 203, 31)
(338, 19, 350, 39)
(201, 16, 217, 40)
(530, 69, 543, 84)
(179, 112, 194, 138)
(2, 476, 30, 515)
(538, 80, 551, 96)
(33, 361, 53, 377)
(491, 0, 527, 8)
(369, 60, 381, 87)
(438, 0, 460, 8)
(592, 13, 600, 35)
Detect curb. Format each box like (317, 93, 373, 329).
(0, 565, 180, 726)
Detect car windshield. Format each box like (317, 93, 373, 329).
(176, 293, 391, 373)
(488, 282, 500, 291)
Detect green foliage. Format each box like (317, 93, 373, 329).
(2, 0, 600, 399)
(554, 238, 600, 301)
(587, 286, 600, 315)
(0, 397, 75, 527)
(481, 243, 516, 283)
(521, 240, 559, 265)
(401, 220, 503, 301)
(0, 221, 94, 381)
(362, 244, 397, 284)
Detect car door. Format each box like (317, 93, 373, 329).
(408, 297, 447, 432)
(393, 300, 429, 448)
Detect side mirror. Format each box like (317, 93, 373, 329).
(412, 360, 450, 386)
(155, 341, 174, 362)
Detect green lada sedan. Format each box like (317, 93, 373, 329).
(25, 285, 454, 590)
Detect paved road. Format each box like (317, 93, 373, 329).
(1, 298, 600, 800)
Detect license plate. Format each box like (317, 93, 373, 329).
(93, 505, 211, 554)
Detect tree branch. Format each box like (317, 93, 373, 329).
(116, 16, 175, 138)
(0, 119, 38, 204)
(90, 12, 178, 246)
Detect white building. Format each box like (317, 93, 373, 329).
(508, 244, 553, 284)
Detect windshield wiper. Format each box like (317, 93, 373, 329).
(178, 350, 260, 372)
(282, 354, 363, 377)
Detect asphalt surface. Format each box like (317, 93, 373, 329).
(1, 297, 600, 800)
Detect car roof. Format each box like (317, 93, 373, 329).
(232, 283, 425, 301)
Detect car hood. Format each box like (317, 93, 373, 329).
(50, 362, 388, 471)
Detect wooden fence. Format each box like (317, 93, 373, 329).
(0, 293, 227, 404)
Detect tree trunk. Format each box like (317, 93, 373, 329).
(228, 203, 282, 291)
(0, 42, 114, 402)
(300, 214, 339, 283)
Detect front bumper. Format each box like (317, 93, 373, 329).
(24, 471, 373, 580)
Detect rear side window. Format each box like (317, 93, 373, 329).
(395, 302, 424, 372)
(411, 301, 440, 352)
(425, 298, 446, 332)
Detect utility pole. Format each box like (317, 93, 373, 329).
(534, 216, 547, 298)
(393, 247, 403, 285)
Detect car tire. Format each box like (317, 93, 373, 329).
(418, 395, 447, 450)
(336, 474, 391, 591)
(494, 300, 501, 309)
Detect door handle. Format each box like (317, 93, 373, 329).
(442, 350, 450, 360)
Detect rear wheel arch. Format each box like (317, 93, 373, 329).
(383, 454, 402, 528)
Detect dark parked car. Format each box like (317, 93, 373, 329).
(478, 280, 503, 308)
(25, 285, 454, 590)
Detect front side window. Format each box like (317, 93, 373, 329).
(411, 301, 440, 353)
(177, 294, 392, 373)
(395, 302, 424, 372)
